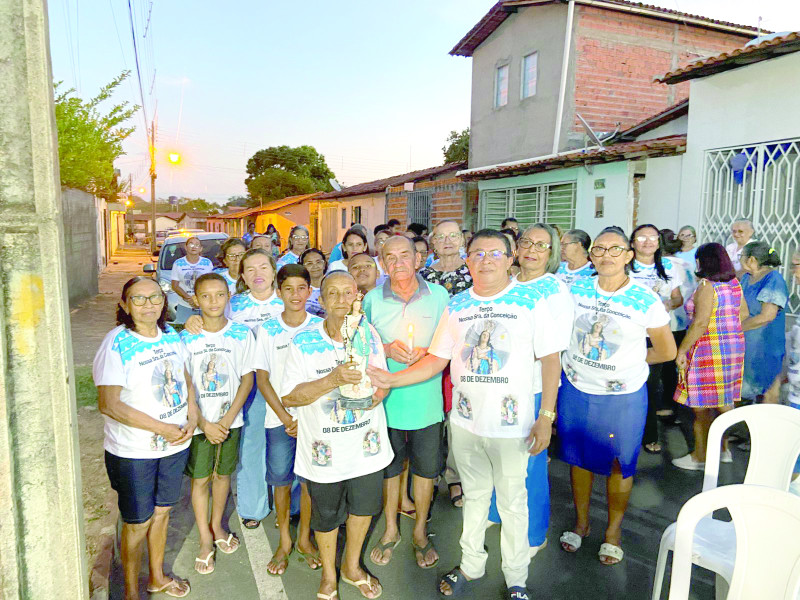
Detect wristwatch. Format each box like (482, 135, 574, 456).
(539, 409, 556, 422)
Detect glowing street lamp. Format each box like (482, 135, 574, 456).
(138, 187, 146, 194)
(168, 152, 181, 165)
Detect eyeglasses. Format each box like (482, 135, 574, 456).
(635, 235, 659, 243)
(677, 233, 695, 239)
(468, 249, 508, 261)
(590, 245, 627, 258)
(129, 294, 165, 306)
(226, 253, 245, 260)
(432, 232, 462, 242)
(186, 243, 202, 249)
(291, 235, 309, 240)
(517, 238, 551, 252)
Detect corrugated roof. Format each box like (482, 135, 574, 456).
(458, 134, 686, 180)
(612, 99, 688, 142)
(450, 0, 761, 57)
(317, 162, 467, 200)
(656, 31, 800, 84)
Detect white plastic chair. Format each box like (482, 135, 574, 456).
(651, 404, 800, 600)
(668, 484, 800, 600)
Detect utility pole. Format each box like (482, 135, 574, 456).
(149, 121, 157, 254)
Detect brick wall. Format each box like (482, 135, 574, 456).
(571, 6, 752, 135)
(386, 177, 476, 229)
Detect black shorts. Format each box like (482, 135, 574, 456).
(306, 470, 384, 532)
(105, 449, 190, 524)
(385, 421, 443, 479)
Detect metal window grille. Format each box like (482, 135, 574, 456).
(699, 138, 800, 314)
(407, 190, 432, 228)
(479, 182, 576, 231)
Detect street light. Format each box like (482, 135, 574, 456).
(168, 152, 181, 164)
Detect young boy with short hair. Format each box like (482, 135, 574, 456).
(180, 272, 257, 574)
(253, 264, 322, 574)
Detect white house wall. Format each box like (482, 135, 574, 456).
(636, 115, 688, 141)
(677, 52, 800, 231)
(636, 155, 684, 230)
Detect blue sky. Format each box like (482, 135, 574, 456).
(47, 0, 800, 204)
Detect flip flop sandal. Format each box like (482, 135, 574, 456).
(412, 537, 439, 570)
(214, 532, 240, 554)
(194, 550, 215, 575)
(507, 586, 531, 600)
(559, 530, 588, 553)
(439, 567, 479, 598)
(369, 536, 402, 566)
(341, 573, 382, 599)
(399, 508, 432, 523)
(297, 548, 322, 570)
(146, 577, 191, 598)
(643, 442, 662, 454)
(598, 542, 624, 565)
(267, 546, 294, 577)
(317, 590, 338, 600)
(241, 518, 261, 529)
(448, 484, 464, 508)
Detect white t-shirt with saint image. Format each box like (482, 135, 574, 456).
(562, 278, 669, 395)
(280, 320, 393, 484)
(180, 321, 257, 434)
(428, 281, 565, 439)
(171, 256, 214, 295)
(93, 325, 191, 458)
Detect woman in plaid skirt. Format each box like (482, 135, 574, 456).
(672, 243, 748, 471)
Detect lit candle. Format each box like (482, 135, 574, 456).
(407, 323, 414, 351)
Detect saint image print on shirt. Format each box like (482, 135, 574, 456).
(500, 396, 518, 426)
(311, 440, 332, 467)
(456, 394, 473, 420)
(201, 353, 228, 392)
(321, 392, 364, 425)
(574, 314, 621, 362)
(464, 319, 509, 375)
(183, 269, 199, 294)
(362, 429, 381, 456)
(154, 359, 184, 408)
(150, 433, 168, 451)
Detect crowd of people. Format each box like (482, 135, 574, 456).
(93, 216, 799, 600)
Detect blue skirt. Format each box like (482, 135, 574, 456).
(557, 375, 647, 478)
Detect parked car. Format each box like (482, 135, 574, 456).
(143, 232, 228, 323)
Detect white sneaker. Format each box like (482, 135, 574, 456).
(720, 449, 733, 463)
(671, 454, 705, 471)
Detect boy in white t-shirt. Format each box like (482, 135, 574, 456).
(180, 273, 257, 574)
(253, 264, 323, 574)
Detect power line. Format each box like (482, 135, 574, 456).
(126, 0, 150, 136)
(61, 0, 78, 91)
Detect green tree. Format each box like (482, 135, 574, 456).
(54, 71, 139, 200)
(176, 197, 221, 214)
(224, 195, 250, 208)
(244, 145, 335, 205)
(442, 128, 470, 164)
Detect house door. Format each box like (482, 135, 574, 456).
(699, 138, 800, 314)
(320, 206, 338, 254)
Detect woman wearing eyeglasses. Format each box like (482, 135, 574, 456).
(628, 224, 685, 454)
(276, 225, 311, 269)
(93, 276, 199, 598)
(485, 223, 573, 556)
(558, 227, 675, 565)
(674, 226, 698, 265)
(557, 229, 595, 286)
(216, 238, 247, 294)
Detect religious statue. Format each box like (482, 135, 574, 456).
(338, 293, 374, 409)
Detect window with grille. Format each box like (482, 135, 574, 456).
(479, 182, 576, 232)
(407, 190, 432, 228)
(699, 138, 800, 315)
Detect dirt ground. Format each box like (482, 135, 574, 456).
(72, 247, 153, 584)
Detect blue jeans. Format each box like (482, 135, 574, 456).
(236, 385, 270, 521)
(488, 393, 549, 547)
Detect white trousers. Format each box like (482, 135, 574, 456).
(451, 421, 530, 589)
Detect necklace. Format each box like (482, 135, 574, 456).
(594, 276, 629, 316)
(324, 320, 345, 365)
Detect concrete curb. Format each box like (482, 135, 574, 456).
(88, 496, 118, 600)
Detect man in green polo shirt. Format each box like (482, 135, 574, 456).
(363, 234, 449, 570)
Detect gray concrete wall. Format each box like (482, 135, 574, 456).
(469, 3, 569, 168)
(61, 188, 99, 306)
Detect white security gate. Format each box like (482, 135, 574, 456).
(407, 190, 432, 228)
(699, 138, 800, 314)
(479, 181, 576, 231)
